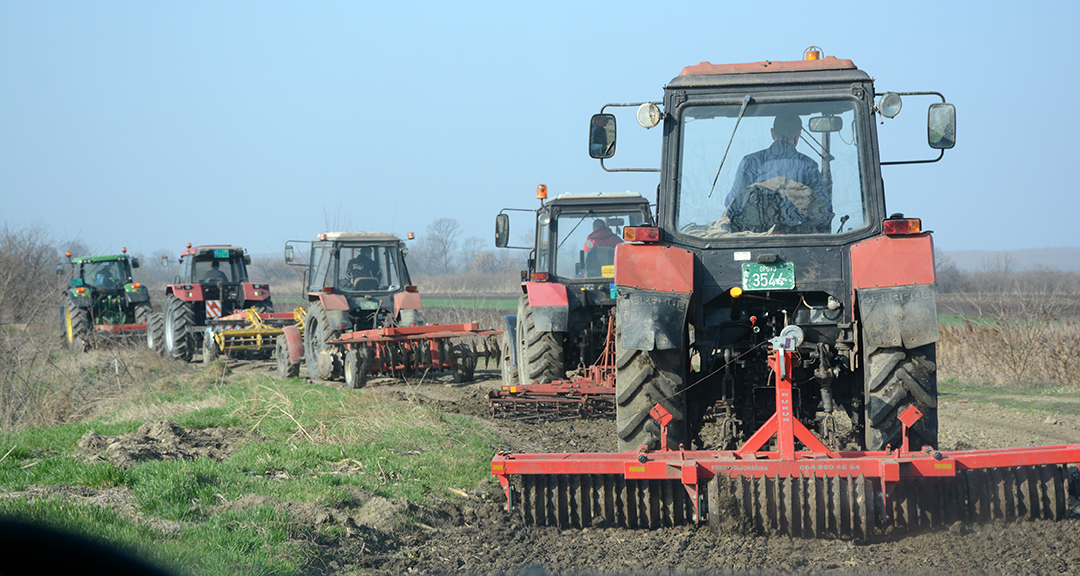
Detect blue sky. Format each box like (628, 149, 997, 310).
(2, 1, 1078, 258)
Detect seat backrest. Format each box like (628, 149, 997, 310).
(584, 246, 616, 278)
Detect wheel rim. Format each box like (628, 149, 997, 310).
(65, 308, 74, 343)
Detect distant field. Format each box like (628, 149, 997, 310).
(422, 298, 516, 311)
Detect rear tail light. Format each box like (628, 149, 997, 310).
(624, 226, 660, 243)
(322, 287, 335, 293)
(405, 285, 418, 292)
(882, 218, 922, 235)
(530, 272, 551, 282)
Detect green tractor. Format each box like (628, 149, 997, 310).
(59, 248, 152, 351)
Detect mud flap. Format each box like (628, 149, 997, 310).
(858, 285, 940, 355)
(525, 282, 568, 333)
(282, 325, 303, 363)
(616, 288, 691, 351)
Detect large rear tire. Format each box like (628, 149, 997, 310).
(615, 333, 687, 452)
(146, 312, 165, 355)
(515, 295, 564, 386)
(163, 295, 195, 362)
(864, 344, 938, 451)
(64, 299, 92, 352)
(303, 302, 341, 381)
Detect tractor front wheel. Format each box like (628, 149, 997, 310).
(499, 331, 518, 387)
(146, 312, 165, 355)
(615, 333, 687, 452)
(64, 299, 92, 352)
(344, 347, 370, 389)
(163, 295, 195, 362)
(202, 328, 221, 363)
(515, 295, 564, 386)
(864, 343, 938, 451)
(276, 334, 300, 379)
(303, 302, 341, 381)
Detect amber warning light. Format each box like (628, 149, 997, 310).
(536, 184, 548, 200)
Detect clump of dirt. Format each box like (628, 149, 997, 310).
(75, 420, 250, 468)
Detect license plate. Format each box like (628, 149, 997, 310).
(741, 262, 795, 291)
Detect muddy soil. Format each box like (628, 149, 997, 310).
(352, 367, 1080, 576)
(23, 356, 1080, 575)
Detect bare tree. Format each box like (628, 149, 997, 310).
(427, 218, 462, 274)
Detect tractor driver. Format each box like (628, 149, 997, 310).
(721, 114, 832, 234)
(344, 247, 379, 288)
(202, 260, 229, 283)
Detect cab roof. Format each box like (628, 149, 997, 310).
(181, 245, 245, 257)
(679, 56, 856, 77)
(315, 231, 402, 243)
(72, 254, 130, 264)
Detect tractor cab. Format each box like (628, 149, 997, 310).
(286, 232, 422, 331)
(62, 250, 148, 323)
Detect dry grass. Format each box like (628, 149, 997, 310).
(938, 321, 1080, 389)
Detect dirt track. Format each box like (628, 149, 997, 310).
(353, 367, 1080, 576)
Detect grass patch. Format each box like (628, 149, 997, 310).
(0, 360, 500, 575)
(939, 378, 1080, 416)
(422, 298, 517, 311)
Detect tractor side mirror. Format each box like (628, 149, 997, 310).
(589, 114, 616, 159)
(284, 245, 294, 264)
(495, 214, 510, 248)
(808, 116, 843, 133)
(244, 255, 252, 265)
(56, 264, 63, 275)
(928, 103, 956, 150)
(160, 255, 169, 268)
(131, 258, 140, 269)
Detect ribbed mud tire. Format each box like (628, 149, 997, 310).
(133, 303, 151, 328)
(276, 335, 300, 378)
(344, 347, 370, 389)
(163, 295, 194, 362)
(864, 344, 937, 450)
(500, 331, 518, 387)
(304, 302, 341, 381)
(615, 334, 686, 452)
(146, 312, 165, 355)
(514, 464, 1068, 539)
(65, 299, 92, 352)
(453, 342, 477, 383)
(515, 295, 564, 385)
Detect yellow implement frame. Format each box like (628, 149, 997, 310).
(211, 307, 305, 355)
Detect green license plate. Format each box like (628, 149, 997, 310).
(741, 262, 795, 291)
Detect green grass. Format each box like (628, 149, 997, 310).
(939, 377, 1080, 417)
(0, 364, 500, 575)
(421, 298, 517, 311)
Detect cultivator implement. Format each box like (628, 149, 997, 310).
(492, 333, 1079, 539)
(488, 316, 616, 421)
(205, 307, 304, 359)
(331, 323, 501, 387)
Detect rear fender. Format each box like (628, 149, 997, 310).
(167, 285, 204, 302)
(393, 291, 423, 315)
(282, 325, 303, 362)
(123, 286, 150, 306)
(242, 283, 271, 301)
(67, 290, 92, 309)
(614, 244, 695, 351)
(525, 282, 568, 332)
(851, 233, 939, 354)
(312, 292, 352, 331)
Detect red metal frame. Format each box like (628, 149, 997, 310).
(488, 315, 617, 419)
(491, 345, 1080, 523)
(330, 323, 501, 375)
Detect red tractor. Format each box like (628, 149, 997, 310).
(490, 187, 653, 419)
(150, 244, 273, 362)
(491, 49, 1078, 538)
